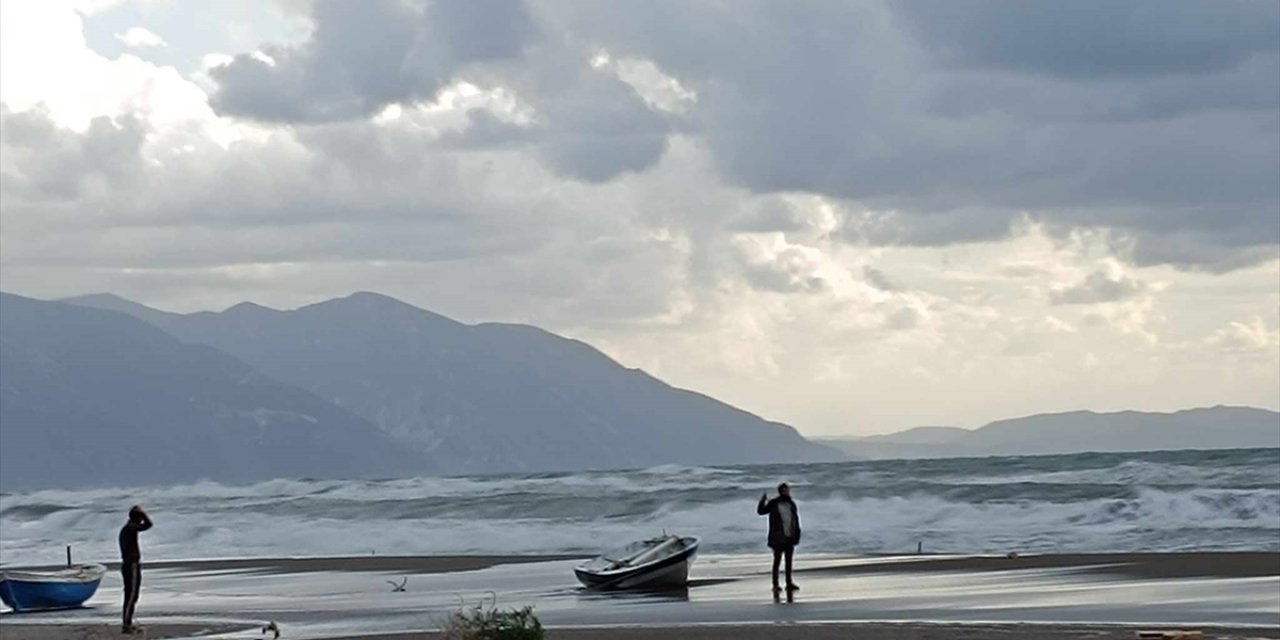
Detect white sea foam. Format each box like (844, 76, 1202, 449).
(955, 459, 1271, 488)
(639, 464, 741, 476)
(2, 450, 1276, 566)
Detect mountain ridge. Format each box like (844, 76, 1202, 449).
(58, 290, 843, 477)
(0, 292, 428, 490)
(820, 405, 1280, 459)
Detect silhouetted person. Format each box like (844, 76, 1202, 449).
(757, 482, 800, 593)
(119, 505, 153, 634)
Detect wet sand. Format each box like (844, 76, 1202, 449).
(1, 552, 1276, 639)
(9, 554, 587, 575)
(23, 550, 1271, 578)
(798, 551, 1280, 579)
(135, 554, 587, 574)
(3, 622, 1277, 640)
(421, 623, 1280, 640)
(0, 622, 243, 639)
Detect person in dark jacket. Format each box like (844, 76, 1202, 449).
(757, 482, 800, 593)
(119, 505, 153, 634)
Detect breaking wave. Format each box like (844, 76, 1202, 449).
(1, 448, 1276, 565)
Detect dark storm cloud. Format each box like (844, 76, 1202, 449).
(211, 0, 424, 122)
(532, 72, 673, 182)
(437, 109, 534, 149)
(210, 0, 537, 122)
(173, 1, 1280, 268)
(432, 0, 538, 63)
(923, 53, 1280, 124)
(839, 207, 1028, 248)
(727, 198, 809, 233)
(893, 0, 1279, 78)
(0, 108, 556, 267)
(0, 107, 146, 201)
(209, 0, 674, 182)
(544, 1, 1277, 267)
(677, 5, 1276, 253)
(1127, 231, 1280, 273)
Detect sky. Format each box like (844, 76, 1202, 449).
(1, 0, 1277, 436)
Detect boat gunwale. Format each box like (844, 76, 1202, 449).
(575, 536, 699, 590)
(576, 536, 700, 577)
(0, 563, 107, 585)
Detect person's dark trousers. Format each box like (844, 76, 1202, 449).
(121, 562, 141, 628)
(771, 546, 794, 589)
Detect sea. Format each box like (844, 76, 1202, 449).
(1, 448, 1277, 566)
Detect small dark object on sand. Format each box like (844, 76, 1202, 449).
(387, 577, 408, 592)
(262, 620, 280, 638)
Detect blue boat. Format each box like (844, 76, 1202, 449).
(0, 564, 106, 612)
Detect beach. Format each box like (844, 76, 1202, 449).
(2, 624, 1272, 640)
(2, 552, 1277, 639)
(8, 623, 1271, 640)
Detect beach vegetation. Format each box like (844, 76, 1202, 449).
(439, 596, 544, 640)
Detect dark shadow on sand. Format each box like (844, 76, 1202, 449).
(573, 577, 739, 603)
(0, 605, 96, 617)
(795, 552, 1280, 579)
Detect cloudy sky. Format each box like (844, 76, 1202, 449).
(2, 0, 1277, 436)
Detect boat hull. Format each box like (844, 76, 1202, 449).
(0, 564, 106, 612)
(575, 537, 699, 590)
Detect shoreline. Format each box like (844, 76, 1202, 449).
(7, 550, 1276, 578)
(2, 551, 1276, 639)
(136, 553, 588, 574)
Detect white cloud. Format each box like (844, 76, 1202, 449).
(115, 26, 167, 48)
(0, 2, 221, 135)
(592, 53, 697, 115)
(200, 53, 233, 69)
(1207, 317, 1278, 353)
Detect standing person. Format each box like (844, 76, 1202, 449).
(757, 482, 801, 593)
(118, 505, 153, 634)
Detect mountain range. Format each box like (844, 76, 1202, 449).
(3, 290, 1274, 490)
(0, 293, 421, 489)
(0, 291, 840, 489)
(818, 406, 1279, 459)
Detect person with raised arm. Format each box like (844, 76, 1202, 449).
(118, 505, 153, 634)
(757, 482, 801, 594)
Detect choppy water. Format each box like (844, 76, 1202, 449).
(1, 448, 1277, 566)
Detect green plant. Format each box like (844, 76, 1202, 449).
(439, 595, 544, 640)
